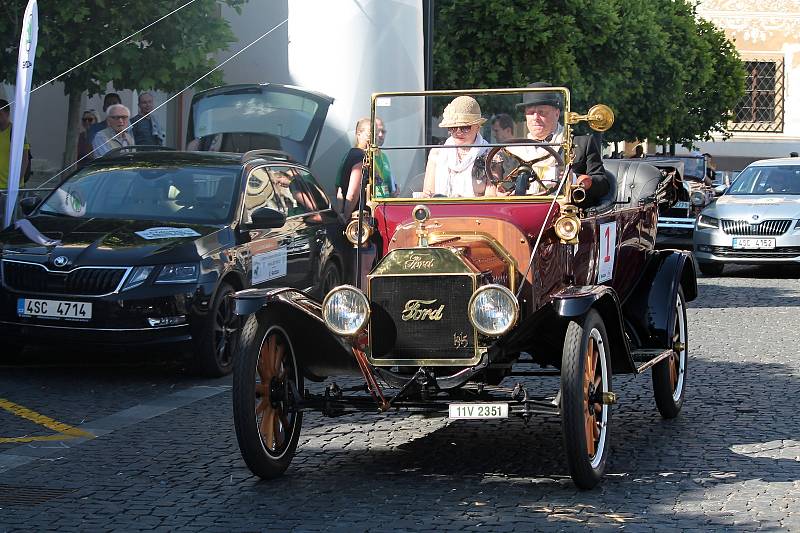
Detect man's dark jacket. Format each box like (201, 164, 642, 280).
(572, 134, 610, 207)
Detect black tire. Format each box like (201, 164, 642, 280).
(233, 312, 304, 479)
(561, 309, 612, 490)
(318, 260, 342, 299)
(698, 261, 724, 276)
(194, 282, 239, 377)
(652, 287, 688, 418)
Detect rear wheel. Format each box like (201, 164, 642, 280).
(652, 287, 688, 418)
(561, 310, 612, 490)
(698, 261, 724, 276)
(194, 282, 239, 377)
(233, 312, 303, 479)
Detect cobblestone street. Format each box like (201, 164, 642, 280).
(1, 265, 799, 531)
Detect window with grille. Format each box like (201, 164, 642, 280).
(730, 59, 784, 133)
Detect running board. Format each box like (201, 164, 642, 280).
(632, 349, 672, 374)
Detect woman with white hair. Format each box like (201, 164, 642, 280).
(422, 96, 488, 197)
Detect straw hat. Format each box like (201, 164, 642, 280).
(438, 96, 487, 128)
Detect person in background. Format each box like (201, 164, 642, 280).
(790, 152, 798, 158)
(92, 104, 134, 157)
(491, 113, 514, 143)
(0, 99, 30, 190)
(87, 92, 122, 145)
(336, 117, 392, 219)
(422, 95, 488, 198)
(631, 145, 645, 158)
(131, 92, 165, 146)
(76, 109, 99, 167)
(702, 153, 716, 186)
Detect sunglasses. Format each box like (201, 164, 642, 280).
(447, 125, 474, 134)
(82, 117, 96, 123)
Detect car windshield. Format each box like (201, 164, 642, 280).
(37, 165, 240, 224)
(367, 90, 571, 201)
(728, 165, 800, 195)
(679, 157, 706, 181)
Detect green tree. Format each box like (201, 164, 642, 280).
(0, 0, 247, 166)
(432, 0, 745, 151)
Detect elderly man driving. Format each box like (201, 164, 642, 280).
(505, 82, 610, 206)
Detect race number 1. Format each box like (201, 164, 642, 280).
(598, 222, 617, 283)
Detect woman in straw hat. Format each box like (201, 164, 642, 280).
(422, 96, 489, 197)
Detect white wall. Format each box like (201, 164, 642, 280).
(287, 0, 425, 190)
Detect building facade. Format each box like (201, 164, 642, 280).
(689, 0, 800, 170)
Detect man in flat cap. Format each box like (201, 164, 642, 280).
(506, 81, 609, 206)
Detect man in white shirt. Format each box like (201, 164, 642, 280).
(92, 104, 135, 157)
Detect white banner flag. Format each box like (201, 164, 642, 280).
(4, 0, 38, 228)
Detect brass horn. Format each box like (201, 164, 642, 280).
(566, 104, 615, 132)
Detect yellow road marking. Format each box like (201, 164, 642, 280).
(0, 397, 94, 443)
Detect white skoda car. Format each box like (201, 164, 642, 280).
(693, 158, 800, 275)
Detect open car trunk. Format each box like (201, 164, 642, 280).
(187, 83, 334, 166)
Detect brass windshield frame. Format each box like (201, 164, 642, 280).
(367, 87, 573, 205)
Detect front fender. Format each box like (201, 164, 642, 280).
(623, 249, 697, 350)
(551, 285, 636, 374)
(233, 287, 360, 380)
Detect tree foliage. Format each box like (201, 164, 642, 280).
(433, 0, 745, 150)
(0, 0, 247, 165)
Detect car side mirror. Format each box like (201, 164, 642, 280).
(713, 185, 727, 196)
(247, 207, 286, 229)
(19, 196, 39, 216)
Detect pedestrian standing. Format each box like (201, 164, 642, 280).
(76, 109, 99, 167)
(0, 99, 30, 190)
(92, 104, 134, 157)
(131, 92, 165, 146)
(87, 93, 122, 146)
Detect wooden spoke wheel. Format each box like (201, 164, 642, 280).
(561, 309, 612, 489)
(233, 313, 304, 479)
(652, 287, 688, 419)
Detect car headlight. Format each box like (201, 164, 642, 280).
(322, 285, 370, 336)
(468, 284, 519, 337)
(696, 214, 719, 229)
(156, 263, 199, 284)
(690, 191, 705, 206)
(121, 266, 155, 291)
(554, 205, 581, 244)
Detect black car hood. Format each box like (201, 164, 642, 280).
(0, 216, 229, 266)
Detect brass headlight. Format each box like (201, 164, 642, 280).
(322, 285, 370, 336)
(344, 218, 373, 246)
(468, 284, 519, 337)
(554, 205, 581, 244)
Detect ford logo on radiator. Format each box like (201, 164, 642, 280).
(52, 255, 69, 267)
(401, 299, 445, 321)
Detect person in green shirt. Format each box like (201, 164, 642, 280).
(0, 99, 30, 190)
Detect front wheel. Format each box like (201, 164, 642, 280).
(652, 287, 688, 418)
(561, 309, 612, 490)
(194, 282, 239, 377)
(233, 312, 304, 479)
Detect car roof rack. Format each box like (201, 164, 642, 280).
(99, 145, 177, 158)
(241, 149, 296, 164)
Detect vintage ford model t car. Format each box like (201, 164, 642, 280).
(645, 154, 715, 236)
(230, 87, 697, 489)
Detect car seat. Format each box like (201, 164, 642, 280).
(602, 160, 663, 210)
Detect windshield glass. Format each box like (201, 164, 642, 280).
(37, 165, 240, 224)
(366, 90, 570, 201)
(679, 157, 706, 181)
(728, 165, 800, 195)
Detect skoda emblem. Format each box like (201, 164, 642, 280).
(751, 214, 759, 221)
(53, 255, 69, 267)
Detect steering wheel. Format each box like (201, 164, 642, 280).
(484, 139, 565, 195)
